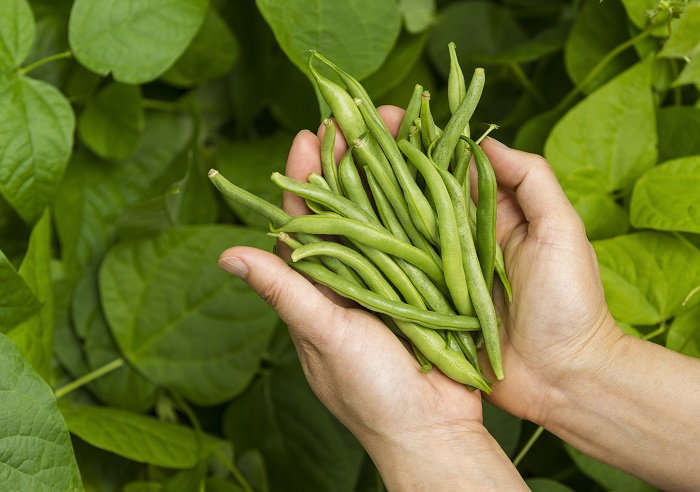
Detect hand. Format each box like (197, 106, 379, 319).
(219, 107, 526, 490)
(474, 138, 623, 423)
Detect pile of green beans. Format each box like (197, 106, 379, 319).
(208, 43, 513, 392)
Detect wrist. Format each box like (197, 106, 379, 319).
(362, 420, 527, 491)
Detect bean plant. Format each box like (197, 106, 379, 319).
(0, 0, 698, 491)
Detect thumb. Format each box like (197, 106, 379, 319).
(218, 246, 339, 340)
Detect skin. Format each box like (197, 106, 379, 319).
(219, 107, 700, 491)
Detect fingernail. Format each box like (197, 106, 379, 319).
(487, 136, 508, 148)
(219, 256, 248, 279)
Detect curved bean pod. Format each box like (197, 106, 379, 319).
(321, 119, 340, 194)
(337, 151, 377, 219)
(398, 84, 424, 142)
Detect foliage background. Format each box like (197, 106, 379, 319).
(0, 0, 699, 490)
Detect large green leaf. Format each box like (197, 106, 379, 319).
(0, 75, 75, 223)
(215, 134, 292, 228)
(8, 209, 53, 380)
(565, 0, 638, 94)
(59, 402, 225, 468)
(77, 82, 144, 161)
(68, 0, 209, 84)
(0, 248, 40, 331)
(565, 444, 657, 491)
(657, 106, 700, 162)
(659, 3, 700, 86)
(0, 333, 82, 491)
(525, 478, 574, 492)
(100, 226, 277, 405)
(0, 0, 35, 71)
(667, 304, 700, 358)
(22, 0, 71, 87)
(256, 0, 401, 79)
(545, 59, 656, 191)
(223, 328, 364, 492)
(398, 0, 436, 34)
(593, 232, 700, 325)
(162, 8, 239, 88)
(630, 157, 700, 233)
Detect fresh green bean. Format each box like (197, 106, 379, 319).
(420, 91, 439, 151)
(463, 136, 497, 293)
(276, 215, 446, 289)
(338, 151, 376, 219)
(399, 140, 474, 316)
(209, 169, 361, 285)
(408, 125, 422, 151)
(308, 173, 331, 191)
(411, 343, 433, 373)
(437, 163, 503, 380)
(321, 119, 340, 194)
(312, 52, 439, 245)
(292, 260, 490, 392)
(448, 42, 466, 118)
(398, 84, 424, 142)
(290, 261, 478, 331)
(432, 68, 485, 170)
(455, 332, 481, 373)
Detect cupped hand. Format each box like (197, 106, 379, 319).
(218, 107, 484, 460)
(475, 138, 623, 424)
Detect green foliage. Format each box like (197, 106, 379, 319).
(0, 0, 697, 489)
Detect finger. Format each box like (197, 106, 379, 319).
(283, 130, 321, 217)
(480, 137, 582, 234)
(377, 105, 406, 138)
(219, 246, 341, 342)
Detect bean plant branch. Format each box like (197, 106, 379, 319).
(20, 51, 72, 75)
(509, 63, 547, 108)
(512, 425, 544, 467)
(54, 358, 125, 399)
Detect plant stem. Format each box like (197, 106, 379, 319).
(555, 24, 659, 112)
(54, 358, 124, 399)
(513, 425, 544, 467)
(20, 51, 72, 75)
(141, 98, 183, 112)
(509, 63, 547, 108)
(643, 320, 668, 340)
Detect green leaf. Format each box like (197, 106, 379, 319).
(215, 134, 292, 228)
(0, 0, 35, 71)
(565, 443, 657, 491)
(562, 169, 629, 240)
(544, 58, 656, 191)
(123, 482, 162, 492)
(7, 209, 53, 380)
(59, 402, 226, 468)
(267, 58, 319, 131)
(673, 55, 700, 86)
(398, 0, 436, 34)
(0, 332, 82, 491)
(667, 303, 700, 358)
(593, 232, 700, 325)
(428, 1, 526, 76)
(72, 436, 141, 492)
(78, 82, 144, 161)
(23, 1, 71, 87)
(206, 477, 245, 492)
(514, 108, 563, 154)
(68, 0, 210, 84)
(657, 106, 700, 162)
(256, 0, 401, 80)
(0, 248, 40, 331)
(621, 0, 670, 35)
(525, 478, 575, 492)
(565, 0, 638, 94)
(223, 328, 364, 491)
(162, 8, 239, 88)
(54, 112, 192, 271)
(660, 4, 700, 58)
(100, 226, 277, 405)
(630, 157, 700, 234)
(0, 75, 75, 223)
(483, 401, 521, 457)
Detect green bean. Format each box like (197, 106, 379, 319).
(338, 151, 376, 219)
(308, 173, 331, 190)
(420, 91, 439, 151)
(432, 68, 485, 170)
(411, 343, 433, 373)
(454, 332, 481, 373)
(276, 215, 446, 289)
(321, 119, 340, 194)
(292, 260, 490, 392)
(437, 164, 503, 380)
(399, 140, 473, 316)
(398, 84, 424, 142)
(353, 135, 439, 262)
(209, 169, 361, 285)
(312, 52, 438, 245)
(408, 125, 422, 151)
(448, 42, 467, 118)
(366, 168, 455, 313)
(308, 56, 366, 142)
(462, 136, 497, 293)
(290, 260, 478, 331)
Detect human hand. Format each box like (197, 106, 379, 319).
(474, 138, 622, 423)
(219, 107, 528, 490)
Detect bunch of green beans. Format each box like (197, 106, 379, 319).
(208, 43, 513, 392)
